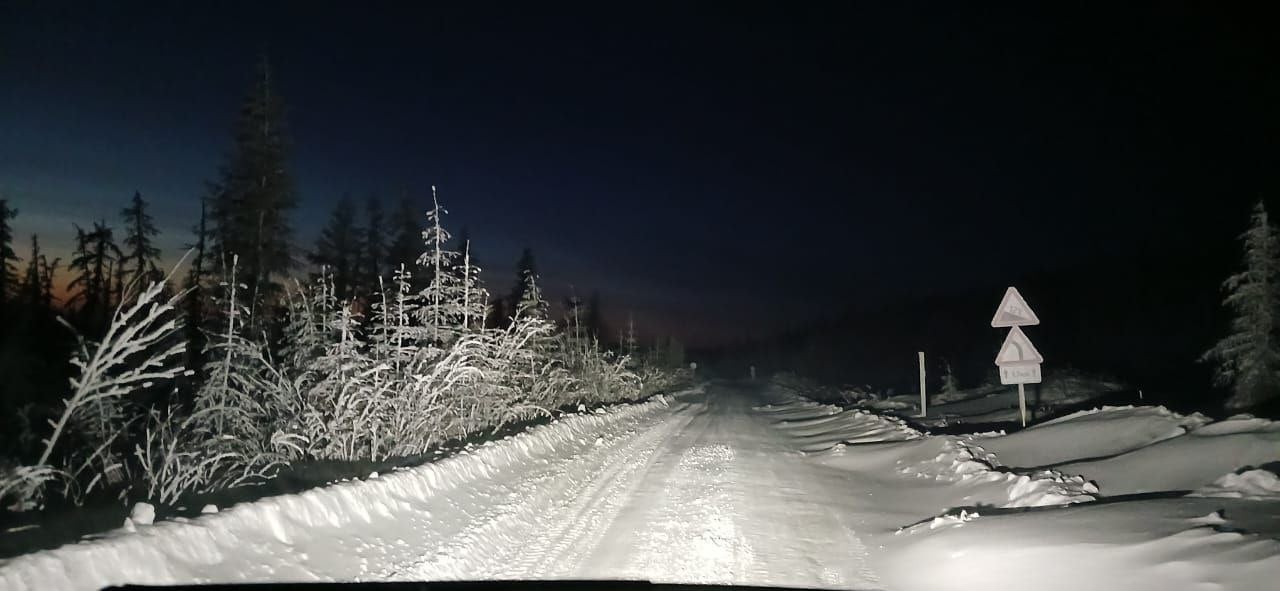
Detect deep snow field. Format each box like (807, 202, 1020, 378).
(1, 381, 1277, 591)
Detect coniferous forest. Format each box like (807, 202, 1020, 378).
(0, 61, 686, 515)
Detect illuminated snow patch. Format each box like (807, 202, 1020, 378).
(621, 443, 755, 585)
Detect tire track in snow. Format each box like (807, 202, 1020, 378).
(514, 400, 697, 578)
(381, 398, 689, 580)
(584, 389, 884, 590)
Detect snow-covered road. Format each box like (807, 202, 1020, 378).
(2, 384, 886, 590)
(326, 385, 882, 588)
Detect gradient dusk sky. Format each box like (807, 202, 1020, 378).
(3, 2, 1277, 345)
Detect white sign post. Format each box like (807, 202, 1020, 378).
(990, 287, 1043, 427)
(918, 351, 927, 417)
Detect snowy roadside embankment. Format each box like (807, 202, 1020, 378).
(975, 405, 1210, 468)
(894, 438, 1097, 508)
(1053, 413, 1280, 496)
(949, 405, 1279, 497)
(880, 404, 1280, 590)
(757, 390, 1096, 509)
(884, 498, 1280, 591)
(0, 392, 685, 591)
(758, 378, 1280, 591)
(1192, 469, 1280, 500)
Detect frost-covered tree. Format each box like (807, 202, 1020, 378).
(209, 58, 298, 312)
(120, 191, 162, 291)
(415, 187, 468, 343)
(1203, 200, 1280, 409)
(45, 266, 187, 504)
(383, 263, 421, 370)
(458, 238, 488, 331)
(509, 248, 545, 320)
(514, 260, 549, 320)
(309, 194, 361, 300)
(0, 199, 19, 307)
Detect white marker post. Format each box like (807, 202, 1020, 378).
(918, 351, 927, 417)
(991, 287, 1044, 427)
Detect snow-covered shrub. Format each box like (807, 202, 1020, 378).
(133, 407, 225, 505)
(182, 257, 305, 489)
(43, 270, 187, 504)
(0, 464, 61, 512)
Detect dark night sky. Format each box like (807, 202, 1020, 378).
(2, 2, 1278, 349)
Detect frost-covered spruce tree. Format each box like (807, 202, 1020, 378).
(302, 272, 374, 460)
(458, 238, 488, 331)
(512, 249, 549, 320)
(415, 187, 468, 344)
(1203, 200, 1280, 409)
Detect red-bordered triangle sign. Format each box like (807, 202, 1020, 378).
(995, 326, 1044, 366)
(990, 286, 1040, 327)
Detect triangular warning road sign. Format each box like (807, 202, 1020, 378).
(990, 286, 1040, 327)
(995, 326, 1044, 366)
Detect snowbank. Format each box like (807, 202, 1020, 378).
(758, 399, 920, 451)
(0, 394, 676, 591)
(977, 405, 1209, 468)
(1191, 468, 1280, 500)
(894, 438, 1097, 508)
(760, 394, 1094, 509)
(1056, 415, 1280, 495)
(882, 497, 1280, 591)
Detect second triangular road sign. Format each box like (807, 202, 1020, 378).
(995, 325, 1044, 366)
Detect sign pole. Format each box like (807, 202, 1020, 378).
(918, 351, 927, 417)
(1017, 383, 1027, 427)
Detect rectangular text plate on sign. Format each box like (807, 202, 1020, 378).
(1000, 364, 1042, 385)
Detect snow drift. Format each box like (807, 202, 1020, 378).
(1056, 415, 1280, 495)
(1191, 468, 1280, 500)
(976, 405, 1210, 468)
(759, 393, 1096, 509)
(884, 497, 1280, 591)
